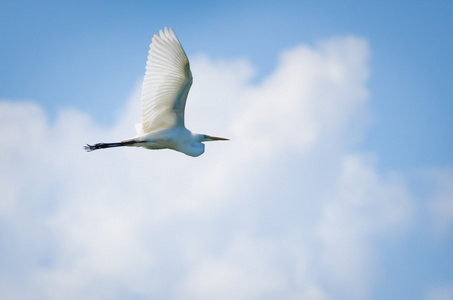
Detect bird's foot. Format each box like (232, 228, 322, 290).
(84, 144, 96, 152)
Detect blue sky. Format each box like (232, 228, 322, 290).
(1, 0, 452, 171)
(1, 1, 453, 299)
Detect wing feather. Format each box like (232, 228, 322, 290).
(140, 27, 192, 134)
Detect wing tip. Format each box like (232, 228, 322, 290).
(161, 26, 178, 41)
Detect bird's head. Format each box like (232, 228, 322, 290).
(180, 134, 229, 157)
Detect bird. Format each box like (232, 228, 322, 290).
(84, 27, 228, 157)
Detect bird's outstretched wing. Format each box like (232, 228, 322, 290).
(140, 27, 193, 134)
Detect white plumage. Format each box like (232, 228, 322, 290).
(85, 27, 228, 157)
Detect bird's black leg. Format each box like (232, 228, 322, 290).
(84, 140, 138, 152)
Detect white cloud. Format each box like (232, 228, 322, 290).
(426, 283, 453, 300)
(425, 169, 453, 236)
(0, 35, 452, 300)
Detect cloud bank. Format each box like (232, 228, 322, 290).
(1, 36, 452, 299)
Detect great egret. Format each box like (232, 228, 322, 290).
(85, 27, 228, 157)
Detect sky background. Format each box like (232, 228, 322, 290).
(1, 1, 453, 299)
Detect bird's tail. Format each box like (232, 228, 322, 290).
(84, 140, 137, 152)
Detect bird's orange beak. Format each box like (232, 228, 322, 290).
(205, 135, 229, 141)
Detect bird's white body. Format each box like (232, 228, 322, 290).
(85, 27, 227, 156)
(130, 127, 206, 157)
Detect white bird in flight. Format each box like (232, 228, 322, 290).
(85, 27, 228, 157)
